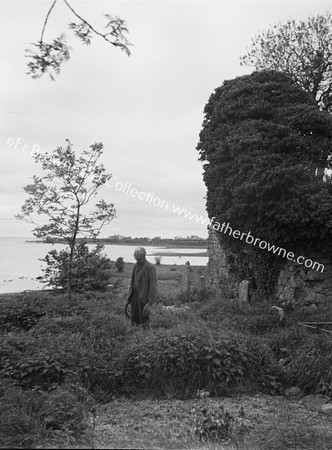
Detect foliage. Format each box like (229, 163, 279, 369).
(16, 140, 115, 298)
(150, 303, 194, 329)
(193, 402, 235, 443)
(109, 324, 267, 397)
(285, 333, 332, 396)
(0, 303, 45, 332)
(40, 241, 112, 291)
(26, 0, 131, 80)
(197, 71, 332, 247)
(115, 256, 125, 272)
(0, 332, 82, 389)
(240, 13, 332, 112)
(0, 383, 92, 448)
(198, 297, 284, 334)
(1, 288, 332, 447)
(197, 70, 332, 294)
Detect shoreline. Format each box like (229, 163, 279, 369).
(0, 260, 208, 297)
(24, 240, 208, 249)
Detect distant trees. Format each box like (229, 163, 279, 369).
(26, 0, 131, 80)
(197, 70, 332, 253)
(16, 140, 115, 299)
(240, 13, 332, 112)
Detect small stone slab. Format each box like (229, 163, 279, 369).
(300, 394, 329, 411)
(284, 386, 302, 399)
(321, 403, 332, 415)
(239, 280, 249, 303)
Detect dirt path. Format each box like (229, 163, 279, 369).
(92, 394, 332, 449)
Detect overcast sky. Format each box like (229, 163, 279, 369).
(1, 0, 331, 239)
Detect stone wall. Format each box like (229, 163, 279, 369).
(207, 229, 332, 308)
(276, 256, 332, 308)
(206, 229, 239, 298)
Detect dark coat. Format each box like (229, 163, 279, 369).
(128, 260, 157, 305)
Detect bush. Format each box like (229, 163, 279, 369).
(0, 302, 45, 332)
(0, 332, 84, 389)
(109, 324, 265, 398)
(0, 384, 92, 448)
(115, 256, 125, 272)
(40, 241, 112, 292)
(193, 403, 235, 443)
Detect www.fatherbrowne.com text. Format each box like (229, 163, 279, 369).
(105, 176, 324, 273)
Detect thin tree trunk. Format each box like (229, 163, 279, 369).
(67, 204, 80, 302)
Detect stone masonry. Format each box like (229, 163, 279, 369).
(207, 229, 332, 308)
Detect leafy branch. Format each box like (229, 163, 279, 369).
(25, 0, 132, 80)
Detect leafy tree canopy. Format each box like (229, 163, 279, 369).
(16, 140, 115, 298)
(197, 71, 332, 250)
(240, 13, 332, 112)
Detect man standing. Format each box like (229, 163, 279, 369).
(127, 247, 157, 327)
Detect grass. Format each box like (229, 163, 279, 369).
(0, 261, 331, 448)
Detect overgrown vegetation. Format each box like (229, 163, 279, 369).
(40, 241, 112, 292)
(196, 70, 332, 296)
(197, 71, 332, 248)
(0, 283, 331, 447)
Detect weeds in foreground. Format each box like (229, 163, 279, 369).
(0, 288, 331, 448)
(0, 383, 94, 449)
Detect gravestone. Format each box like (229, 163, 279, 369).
(239, 280, 249, 303)
(200, 275, 206, 292)
(193, 267, 202, 291)
(181, 261, 191, 294)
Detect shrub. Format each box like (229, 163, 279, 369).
(40, 241, 112, 292)
(0, 333, 84, 389)
(109, 324, 258, 398)
(193, 403, 235, 443)
(115, 256, 125, 272)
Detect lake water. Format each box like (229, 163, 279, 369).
(0, 237, 208, 293)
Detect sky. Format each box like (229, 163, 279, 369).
(1, 0, 331, 239)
